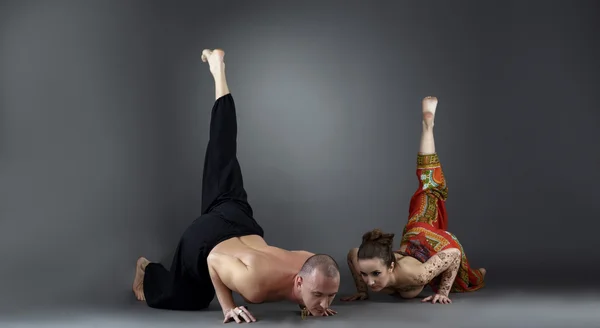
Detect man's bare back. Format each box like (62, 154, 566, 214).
(207, 233, 340, 324)
(208, 235, 314, 304)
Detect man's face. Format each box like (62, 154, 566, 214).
(297, 270, 340, 316)
(357, 258, 393, 292)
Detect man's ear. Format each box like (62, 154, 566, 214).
(295, 275, 303, 288)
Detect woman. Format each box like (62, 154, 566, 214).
(341, 96, 486, 305)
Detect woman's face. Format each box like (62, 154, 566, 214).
(357, 257, 394, 291)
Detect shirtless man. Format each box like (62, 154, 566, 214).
(132, 49, 340, 323)
(341, 97, 486, 304)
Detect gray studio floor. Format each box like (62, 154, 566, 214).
(3, 287, 600, 328)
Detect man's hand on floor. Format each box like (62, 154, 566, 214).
(223, 305, 256, 324)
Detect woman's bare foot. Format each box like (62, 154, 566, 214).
(201, 48, 226, 76)
(479, 268, 487, 278)
(422, 96, 438, 129)
(132, 257, 150, 301)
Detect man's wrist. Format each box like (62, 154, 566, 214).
(222, 305, 237, 315)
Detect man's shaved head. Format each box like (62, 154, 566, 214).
(295, 254, 340, 316)
(298, 254, 340, 278)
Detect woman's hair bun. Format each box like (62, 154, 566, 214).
(361, 228, 395, 247)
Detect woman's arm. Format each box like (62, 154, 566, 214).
(415, 248, 461, 296)
(435, 253, 461, 297)
(340, 248, 369, 301)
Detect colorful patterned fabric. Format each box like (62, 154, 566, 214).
(398, 153, 485, 293)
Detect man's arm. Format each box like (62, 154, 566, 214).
(207, 252, 255, 314)
(414, 248, 461, 296)
(207, 253, 238, 314)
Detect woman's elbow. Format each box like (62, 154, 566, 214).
(444, 247, 462, 259)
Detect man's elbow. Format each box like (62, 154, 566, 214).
(206, 253, 222, 277)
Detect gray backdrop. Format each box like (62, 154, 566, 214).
(1, 0, 599, 312)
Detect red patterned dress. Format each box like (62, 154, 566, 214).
(396, 153, 485, 293)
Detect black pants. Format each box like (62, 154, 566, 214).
(143, 94, 265, 311)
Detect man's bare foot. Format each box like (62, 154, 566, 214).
(201, 48, 226, 75)
(479, 268, 487, 278)
(422, 96, 438, 129)
(133, 257, 150, 301)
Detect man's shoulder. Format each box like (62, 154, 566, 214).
(290, 250, 315, 263)
(291, 250, 314, 257)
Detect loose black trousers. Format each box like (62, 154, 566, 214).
(143, 94, 264, 310)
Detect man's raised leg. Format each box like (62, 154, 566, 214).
(131, 49, 253, 309)
(200, 49, 251, 216)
